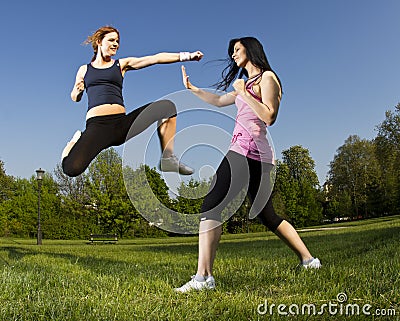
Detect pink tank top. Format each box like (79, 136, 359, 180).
(229, 73, 275, 164)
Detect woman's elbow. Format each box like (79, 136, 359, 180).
(264, 113, 277, 126)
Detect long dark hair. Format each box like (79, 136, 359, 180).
(215, 37, 282, 92)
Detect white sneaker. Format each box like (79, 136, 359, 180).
(175, 275, 216, 293)
(159, 155, 194, 175)
(71, 130, 81, 143)
(301, 257, 321, 269)
(61, 130, 82, 160)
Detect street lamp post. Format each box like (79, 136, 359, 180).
(36, 168, 45, 245)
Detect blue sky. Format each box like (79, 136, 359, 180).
(1, 0, 399, 185)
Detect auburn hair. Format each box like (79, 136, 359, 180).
(84, 26, 120, 62)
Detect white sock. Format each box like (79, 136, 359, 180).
(302, 257, 315, 265)
(161, 152, 174, 159)
(194, 275, 206, 282)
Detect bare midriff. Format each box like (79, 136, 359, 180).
(86, 104, 126, 120)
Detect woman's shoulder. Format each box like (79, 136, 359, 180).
(258, 71, 282, 99)
(117, 57, 132, 67)
(78, 64, 88, 72)
(260, 71, 281, 89)
(75, 64, 88, 78)
(260, 70, 277, 81)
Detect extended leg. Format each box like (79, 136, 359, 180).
(196, 219, 222, 276)
(274, 220, 312, 262)
(175, 152, 249, 292)
(247, 158, 321, 268)
(123, 100, 193, 174)
(157, 116, 175, 158)
(158, 116, 193, 174)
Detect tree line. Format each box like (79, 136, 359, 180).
(0, 103, 398, 239)
(325, 103, 400, 220)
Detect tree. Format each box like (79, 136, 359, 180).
(374, 103, 400, 214)
(34, 173, 64, 239)
(0, 160, 16, 235)
(175, 178, 209, 214)
(0, 178, 36, 237)
(326, 135, 381, 219)
(274, 146, 323, 227)
(123, 164, 170, 237)
(87, 148, 137, 237)
(0, 160, 14, 202)
(0, 173, 62, 238)
(52, 164, 96, 239)
(54, 164, 90, 205)
(281, 145, 319, 188)
(173, 178, 211, 234)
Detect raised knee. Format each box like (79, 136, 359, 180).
(62, 158, 84, 177)
(161, 99, 177, 118)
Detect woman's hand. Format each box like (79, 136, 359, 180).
(181, 66, 236, 107)
(181, 65, 194, 89)
(189, 51, 204, 61)
(75, 80, 85, 93)
(71, 65, 87, 102)
(72, 80, 85, 101)
(232, 79, 246, 95)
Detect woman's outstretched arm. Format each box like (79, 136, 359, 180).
(181, 66, 236, 108)
(119, 51, 203, 72)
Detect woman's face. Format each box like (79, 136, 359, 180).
(98, 32, 120, 57)
(232, 42, 248, 68)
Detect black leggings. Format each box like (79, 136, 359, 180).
(201, 150, 283, 232)
(62, 100, 177, 177)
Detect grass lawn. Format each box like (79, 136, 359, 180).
(0, 216, 399, 321)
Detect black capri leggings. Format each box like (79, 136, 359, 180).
(62, 100, 177, 177)
(201, 150, 283, 232)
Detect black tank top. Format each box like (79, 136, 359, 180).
(84, 59, 124, 110)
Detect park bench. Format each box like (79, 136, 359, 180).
(89, 233, 118, 244)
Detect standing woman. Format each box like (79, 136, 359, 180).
(175, 37, 320, 293)
(62, 26, 203, 177)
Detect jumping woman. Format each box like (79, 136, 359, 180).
(62, 25, 203, 177)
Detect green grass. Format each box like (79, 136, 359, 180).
(1, 216, 399, 321)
